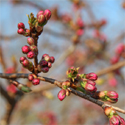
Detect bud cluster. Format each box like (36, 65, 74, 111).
(20, 56, 34, 71)
(37, 54, 55, 73)
(104, 107, 125, 125)
(97, 90, 118, 103)
(110, 43, 125, 64)
(17, 22, 30, 36)
(28, 74, 40, 85)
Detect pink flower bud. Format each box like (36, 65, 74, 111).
(22, 59, 29, 67)
(7, 84, 17, 94)
(110, 56, 119, 64)
(40, 60, 48, 67)
(27, 51, 35, 59)
(18, 22, 25, 29)
(5, 67, 15, 73)
(76, 18, 84, 28)
(62, 14, 71, 23)
(107, 91, 118, 99)
(17, 28, 25, 35)
(44, 9, 51, 20)
(100, 19, 107, 26)
(32, 78, 40, 85)
(29, 45, 38, 55)
(37, 11, 44, 18)
(50, 56, 55, 63)
(87, 80, 96, 86)
(48, 62, 52, 68)
(108, 77, 117, 87)
(109, 115, 125, 125)
(85, 83, 97, 92)
(22, 45, 30, 54)
(76, 29, 84, 36)
(20, 56, 26, 63)
(42, 54, 49, 59)
(37, 14, 46, 25)
(115, 43, 124, 55)
(86, 72, 98, 81)
(28, 74, 34, 81)
(27, 37, 35, 45)
(41, 67, 49, 73)
(57, 89, 66, 101)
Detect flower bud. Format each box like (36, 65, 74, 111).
(20, 56, 26, 63)
(7, 84, 17, 94)
(41, 67, 49, 73)
(18, 22, 25, 29)
(48, 62, 52, 68)
(76, 18, 84, 28)
(22, 45, 30, 54)
(57, 89, 66, 101)
(42, 54, 49, 59)
(115, 43, 124, 55)
(85, 72, 98, 81)
(37, 14, 46, 25)
(28, 74, 34, 81)
(107, 91, 118, 99)
(44, 55, 50, 62)
(27, 51, 35, 59)
(107, 98, 118, 103)
(40, 60, 48, 67)
(109, 115, 125, 125)
(29, 45, 38, 55)
(27, 37, 35, 45)
(110, 56, 119, 64)
(50, 56, 55, 63)
(32, 78, 40, 85)
(85, 83, 97, 92)
(27, 62, 34, 71)
(87, 80, 96, 86)
(37, 11, 44, 18)
(35, 22, 43, 33)
(98, 91, 107, 99)
(17, 28, 25, 35)
(22, 59, 29, 67)
(44, 9, 51, 20)
(76, 29, 84, 36)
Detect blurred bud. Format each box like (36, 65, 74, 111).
(76, 18, 84, 28)
(7, 84, 17, 94)
(35, 22, 43, 33)
(87, 80, 96, 86)
(37, 14, 47, 26)
(85, 72, 98, 81)
(107, 91, 118, 100)
(85, 83, 97, 92)
(22, 59, 29, 67)
(20, 56, 26, 63)
(44, 55, 50, 62)
(27, 62, 34, 71)
(48, 62, 52, 68)
(57, 89, 66, 101)
(28, 74, 34, 81)
(115, 43, 124, 55)
(27, 51, 35, 59)
(104, 107, 117, 117)
(44, 9, 51, 20)
(32, 78, 40, 85)
(27, 37, 35, 45)
(39, 60, 48, 67)
(76, 29, 84, 36)
(41, 67, 49, 73)
(18, 22, 25, 29)
(109, 115, 125, 125)
(50, 56, 55, 63)
(110, 56, 119, 64)
(42, 54, 49, 59)
(29, 45, 38, 55)
(66, 89, 71, 96)
(17, 28, 25, 35)
(22, 45, 30, 54)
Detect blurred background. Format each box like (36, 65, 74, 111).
(0, 0, 125, 125)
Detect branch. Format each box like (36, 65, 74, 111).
(96, 61, 125, 76)
(0, 73, 125, 114)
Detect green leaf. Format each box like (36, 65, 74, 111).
(21, 86, 32, 93)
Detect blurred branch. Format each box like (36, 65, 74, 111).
(0, 46, 6, 71)
(0, 73, 125, 114)
(0, 34, 19, 41)
(96, 61, 125, 76)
